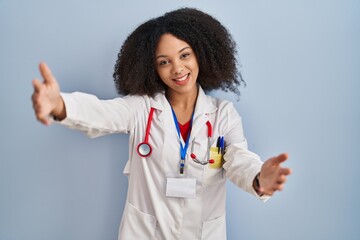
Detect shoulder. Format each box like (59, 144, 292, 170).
(121, 92, 167, 115)
(204, 93, 238, 115)
(197, 86, 237, 115)
(204, 93, 243, 131)
(122, 92, 163, 107)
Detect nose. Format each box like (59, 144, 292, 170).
(172, 60, 184, 75)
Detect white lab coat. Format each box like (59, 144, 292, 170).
(58, 86, 269, 240)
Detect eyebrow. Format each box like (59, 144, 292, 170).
(156, 46, 191, 59)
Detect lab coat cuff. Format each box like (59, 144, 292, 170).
(51, 92, 80, 127)
(248, 169, 271, 202)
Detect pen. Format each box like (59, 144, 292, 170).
(216, 136, 221, 154)
(220, 136, 224, 154)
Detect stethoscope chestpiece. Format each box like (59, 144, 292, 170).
(137, 108, 155, 158)
(137, 142, 152, 157)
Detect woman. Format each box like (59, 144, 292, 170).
(32, 8, 291, 240)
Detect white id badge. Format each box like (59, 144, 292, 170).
(166, 178, 196, 198)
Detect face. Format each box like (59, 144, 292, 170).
(155, 34, 199, 97)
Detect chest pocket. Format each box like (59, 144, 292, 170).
(191, 137, 225, 186)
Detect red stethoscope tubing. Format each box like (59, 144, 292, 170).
(191, 120, 214, 165)
(137, 107, 155, 157)
(206, 121, 212, 137)
(137, 108, 213, 160)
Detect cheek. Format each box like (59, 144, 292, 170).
(156, 68, 168, 83)
(191, 62, 199, 76)
(189, 58, 199, 71)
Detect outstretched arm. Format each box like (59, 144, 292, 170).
(32, 62, 66, 125)
(253, 153, 292, 196)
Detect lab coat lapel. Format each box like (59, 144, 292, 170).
(149, 87, 217, 144)
(189, 87, 217, 142)
(149, 92, 181, 141)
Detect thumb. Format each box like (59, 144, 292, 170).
(39, 62, 57, 85)
(270, 153, 289, 165)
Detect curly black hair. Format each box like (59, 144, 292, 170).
(113, 8, 244, 97)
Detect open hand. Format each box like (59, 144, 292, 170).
(258, 153, 292, 196)
(31, 62, 65, 125)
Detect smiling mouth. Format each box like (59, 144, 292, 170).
(173, 73, 190, 82)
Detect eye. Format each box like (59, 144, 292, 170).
(180, 53, 190, 59)
(158, 60, 169, 66)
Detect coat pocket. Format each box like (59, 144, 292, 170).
(203, 164, 224, 186)
(118, 202, 157, 240)
(201, 214, 227, 240)
(191, 137, 225, 186)
(203, 137, 225, 186)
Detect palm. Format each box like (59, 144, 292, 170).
(41, 79, 60, 113)
(258, 153, 292, 196)
(32, 62, 62, 125)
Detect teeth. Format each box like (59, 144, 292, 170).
(174, 74, 188, 82)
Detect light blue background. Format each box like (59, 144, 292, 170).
(1, 0, 359, 239)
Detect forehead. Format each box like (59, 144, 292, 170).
(155, 34, 191, 55)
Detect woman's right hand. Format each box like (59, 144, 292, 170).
(32, 62, 66, 125)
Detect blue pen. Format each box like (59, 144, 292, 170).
(220, 136, 225, 154)
(216, 136, 221, 153)
(219, 136, 225, 178)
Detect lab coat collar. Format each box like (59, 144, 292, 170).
(190, 86, 217, 141)
(149, 85, 217, 118)
(149, 85, 217, 141)
(149, 91, 167, 123)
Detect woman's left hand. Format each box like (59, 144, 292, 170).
(258, 153, 292, 196)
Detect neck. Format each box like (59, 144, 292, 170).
(166, 86, 198, 109)
(166, 86, 198, 124)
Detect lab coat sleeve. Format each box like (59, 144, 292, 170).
(54, 92, 143, 138)
(222, 102, 270, 202)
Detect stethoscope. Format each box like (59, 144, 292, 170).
(190, 121, 214, 165)
(137, 107, 215, 166)
(137, 108, 155, 157)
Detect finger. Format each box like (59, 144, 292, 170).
(276, 175, 287, 184)
(276, 184, 284, 191)
(259, 187, 273, 196)
(32, 79, 43, 92)
(39, 62, 56, 84)
(31, 91, 44, 108)
(43, 118, 51, 126)
(268, 183, 282, 192)
(31, 92, 38, 104)
(33, 103, 44, 113)
(40, 117, 51, 126)
(271, 153, 289, 165)
(32, 94, 42, 111)
(36, 113, 51, 126)
(280, 167, 292, 175)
